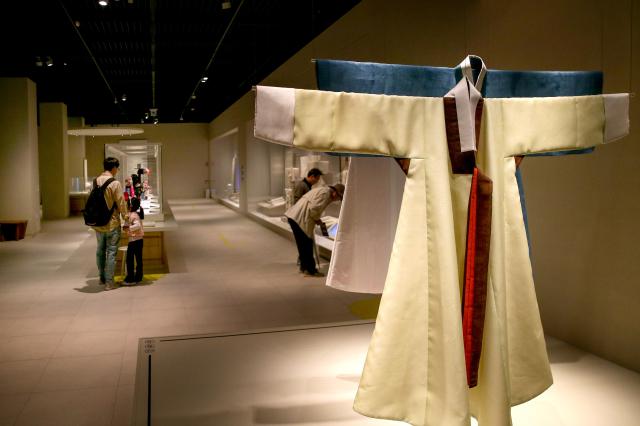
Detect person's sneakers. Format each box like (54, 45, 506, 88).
(303, 271, 325, 277)
(104, 282, 118, 291)
(122, 280, 136, 286)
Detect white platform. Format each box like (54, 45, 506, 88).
(133, 322, 640, 426)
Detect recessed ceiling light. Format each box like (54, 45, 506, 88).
(98, 0, 108, 6)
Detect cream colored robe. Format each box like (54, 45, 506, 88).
(254, 85, 629, 426)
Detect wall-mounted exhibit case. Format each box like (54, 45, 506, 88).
(246, 133, 348, 256)
(69, 158, 90, 215)
(105, 141, 163, 220)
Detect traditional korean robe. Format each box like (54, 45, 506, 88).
(317, 57, 602, 296)
(316, 57, 610, 419)
(254, 85, 629, 426)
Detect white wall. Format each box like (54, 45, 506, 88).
(208, 0, 640, 372)
(0, 78, 41, 235)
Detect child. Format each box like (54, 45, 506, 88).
(123, 198, 144, 285)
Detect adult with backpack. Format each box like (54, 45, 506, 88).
(85, 157, 129, 290)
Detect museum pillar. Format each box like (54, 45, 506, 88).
(38, 102, 70, 219)
(0, 78, 41, 236)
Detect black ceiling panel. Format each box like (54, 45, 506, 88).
(0, 0, 361, 124)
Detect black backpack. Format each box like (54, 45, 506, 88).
(83, 178, 117, 226)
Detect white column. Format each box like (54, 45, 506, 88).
(38, 102, 69, 219)
(0, 78, 41, 235)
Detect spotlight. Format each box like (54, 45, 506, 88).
(149, 108, 158, 117)
(113, 98, 118, 104)
(35, 57, 43, 67)
(121, 94, 127, 102)
(221, 1, 231, 10)
(179, 116, 184, 121)
(190, 107, 195, 111)
(74, 20, 80, 27)
(153, 117, 159, 125)
(191, 95, 196, 99)
(201, 76, 208, 82)
(98, 0, 108, 6)
(45, 57, 53, 67)
(144, 112, 149, 119)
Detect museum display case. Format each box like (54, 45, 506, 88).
(210, 130, 241, 209)
(105, 141, 163, 219)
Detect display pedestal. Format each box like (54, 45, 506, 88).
(0, 220, 28, 241)
(116, 218, 176, 274)
(132, 322, 640, 426)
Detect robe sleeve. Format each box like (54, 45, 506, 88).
(489, 94, 630, 157)
(254, 85, 447, 159)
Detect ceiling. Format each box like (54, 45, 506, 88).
(0, 0, 360, 125)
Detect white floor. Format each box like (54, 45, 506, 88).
(0, 200, 371, 426)
(0, 199, 638, 426)
(132, 322, 640, 426)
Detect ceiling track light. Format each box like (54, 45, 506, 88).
(201, 76, 208, 82)
(46, 57, 53, 67)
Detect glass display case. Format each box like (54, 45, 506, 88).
(105, 141, 163, 219)
(210, 130, 240, 209)
(246, 128, 349, 255)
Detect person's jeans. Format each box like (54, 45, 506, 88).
(126, 239, 144, 282)
(96, 227, 121, 284)
(288, 219, 317, 274)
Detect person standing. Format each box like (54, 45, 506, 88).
(293, 168, 323, 204)
(123, 197, 144, 285)
(93, 157, 128, 290)
(286, 184, 344, 276)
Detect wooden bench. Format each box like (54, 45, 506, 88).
(0, 220, 28, 241)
